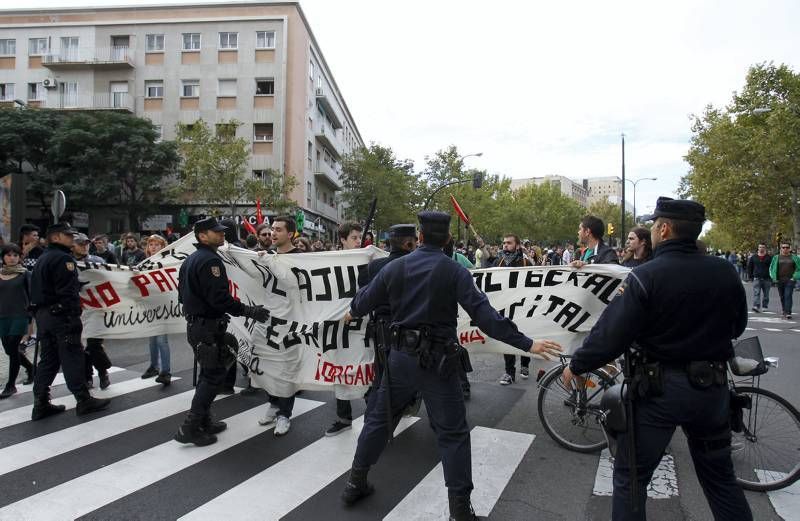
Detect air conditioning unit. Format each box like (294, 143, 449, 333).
(42, 78, 58, 89)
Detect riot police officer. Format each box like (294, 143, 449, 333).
(563, 197, 753, 520)
(30, 222, 110, 420)
(174, 217, 269, 446)
(341, 211, 563, 521)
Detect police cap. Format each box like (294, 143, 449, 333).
(194, 217, 227, 233)
(46, 222, 78, 236)
(389, 224, 416, 239)
(641, 196, 705, 223)
(417, 211, 450, 236)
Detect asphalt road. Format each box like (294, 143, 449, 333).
(0, 280, 797, 520)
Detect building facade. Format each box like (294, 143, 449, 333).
(0, 2, 363, 238)
(510, 175, 589, 208)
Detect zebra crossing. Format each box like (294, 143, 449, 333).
(0, 367, 795, 520)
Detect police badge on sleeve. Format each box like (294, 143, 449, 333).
(211, 266, 221, 277)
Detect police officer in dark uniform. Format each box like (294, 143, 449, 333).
(562, 197, 752, 520)
(30, 222, 110, 420)
(174, 217, 270, 446)
(341, 211, 563, 521)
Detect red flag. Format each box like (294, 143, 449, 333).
(255, 200, 264, 225)
(450, 195, 471, 225)
(241, 219, 257, 236)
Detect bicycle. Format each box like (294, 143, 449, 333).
(535, 337, 800, 492)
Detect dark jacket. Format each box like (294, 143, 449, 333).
(570, 239, 747, 374)
(747, 254, 772, 280)
(30, 243, 82, 315)
(364, 249, 410, 320)
(351, 245, 532, 351)
(582, 240, 619, 265)
(178, 244, 245, 319)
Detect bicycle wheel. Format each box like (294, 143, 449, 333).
(537, 364, 616, 453)
(730, 386, 800, 491)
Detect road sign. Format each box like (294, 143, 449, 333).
(51, 190, 66, 221)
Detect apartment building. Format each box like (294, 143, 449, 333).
(0, 2, 363, 237)
(510, 175, 589, 208)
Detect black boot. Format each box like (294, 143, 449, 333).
(174, 414, 218, 446)
(22, 369, 33, 386)
(341, 466, 374, 505)
(0, 384, 17, 399)
(99, 371, 111, 390)
(448, 493, 479, 521)
(75, 391, 111, 416)
(31, 395, 67, 421)
(201, 415, 227, 435)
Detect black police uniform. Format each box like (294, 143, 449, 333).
(175, 217, 268, 446)
(342, 212, 536, 521)
(569, 197, 752, 521)
(30, 222, 110, 420)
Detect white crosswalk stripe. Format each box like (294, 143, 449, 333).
(592, 449, 678, 498)
(13, 366, 126, 395)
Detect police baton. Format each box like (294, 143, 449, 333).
(192, 352, 198, 387)
(32, 337, 40, 379)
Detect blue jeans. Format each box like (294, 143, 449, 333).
(148, 334, 171, 373)
(752, 278, 771, 309)
(777, 280, 796, 315)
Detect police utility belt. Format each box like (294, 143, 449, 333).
(633, 359, 727, 398)
(186, 315, 235, 370)
(390, 326, 465, 377)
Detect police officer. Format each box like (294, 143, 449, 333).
(341, 211, 563, 521)
(174, 217, 270, 446)
(562, 197, 752, 520)
(30, 222, 110, 421)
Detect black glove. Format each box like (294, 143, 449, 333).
(243, 305, 269, 324)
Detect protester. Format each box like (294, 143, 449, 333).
(570, 216, 619, 266)
(255, 223, 272, 251)
(0, 244, 34, 398)
(494, 234, 532, 386)
(20, 224, 44, 271)
(363, 231, 374, 247)
(747, 243, 772, 312)
(142, 235, 172, 385)
(770, 242, 800, 320)
(245, 234, 258, 250)
(92, 234, 118, 264)
(294, 236, 312, 252)
(620, 227, 653, 267)
(120, 233, 146, 267)
(445, 237, 475, 268)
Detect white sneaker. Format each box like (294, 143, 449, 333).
(258, 405, 279, 426)
(274, 415, 291, 436)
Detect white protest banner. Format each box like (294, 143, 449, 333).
(77, 241, 629, 399)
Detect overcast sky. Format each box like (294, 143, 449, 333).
(7, 0, 800, 214)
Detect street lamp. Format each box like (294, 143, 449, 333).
(625, 177, 658, 225)
(423, 152, 484, 209)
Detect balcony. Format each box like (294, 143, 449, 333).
(314, 121, 343, 159)
(314, 86, 342, 129)
(43, 46, 134, 69)
(37, 92, 133, 112)
(314, 160, 342, 191)
(312, 199, 339, 221)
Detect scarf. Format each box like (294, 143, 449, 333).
(1, 264, 27, 276)
(497, 249, 524, 267)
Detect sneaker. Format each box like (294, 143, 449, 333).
(752, 307, 760, 313)
(325, 421, 352, 437)
(155, 372, 172, 385)
(274, 416, 291, 436)
(499, 374, 514, 386)
(520, 367, 530, 379)
(99, 372, 111, 390)
(258, 404, 279, 426)
(141, 366, 159, 379)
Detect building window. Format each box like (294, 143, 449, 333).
(154, 125, 163, 142)
(256, 31, 275, 49)
(61, 82, 78, 107)
(218, 79, 236, 97)
(0, 83, 14, 101)
(145, 80, 164, 98)
(254, 123, 273, 142)
(146, 34, 164, 52)
(218, 32, 238, 50)
(0, 39, 15, 56)
(27, 82, 44, 100)
(28, 38, 47, 56)
(307, 181, 312, 207)
(308, 60, 314, 81)
(255, 78, 274, 95)
(181, 79, 199, 97)
(216, 123, 236, 140)
(307, 141, 313, 170)
(182, 33, 201, 51)
(253, 169, 270, 182)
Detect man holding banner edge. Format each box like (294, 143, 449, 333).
(341, 211, 563, 521)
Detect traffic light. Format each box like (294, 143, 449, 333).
(776, 232, 783, 245)
(607, 222, 615, 236)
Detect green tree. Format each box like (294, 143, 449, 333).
(509, 183, 586, 244)
(339, 143, 421, 232)
(682, 62, 800, 249)
(175, 120, 296, 219)
(40, 111, 179, 229)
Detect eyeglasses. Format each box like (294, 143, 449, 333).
(781, 246, 791, 249)
(259, 233, 270, 237)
